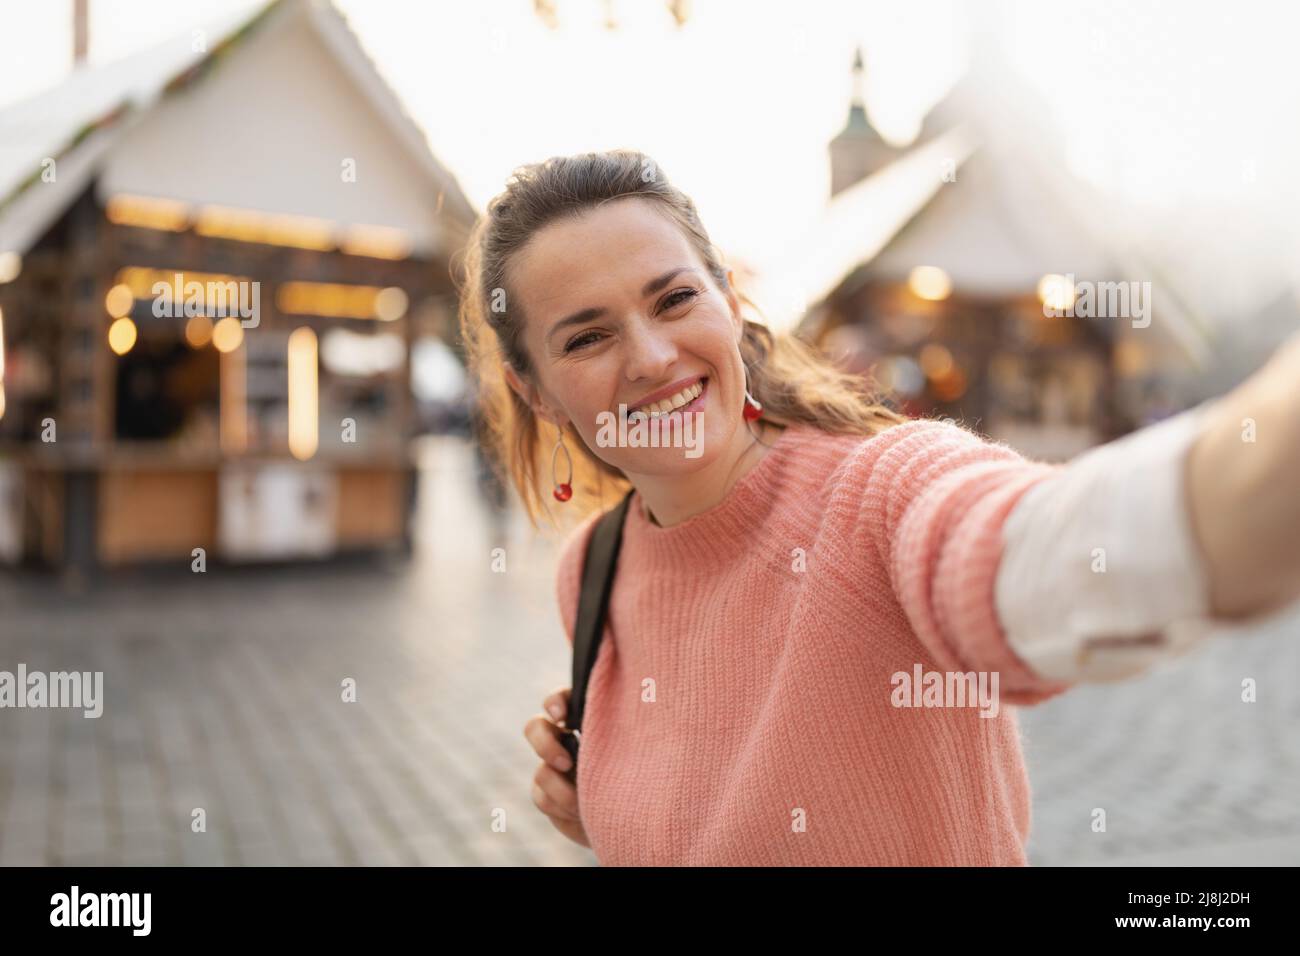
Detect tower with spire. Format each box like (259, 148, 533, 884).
(829, 45, 897, 197)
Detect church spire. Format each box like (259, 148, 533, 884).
(829, 45, 897, 196)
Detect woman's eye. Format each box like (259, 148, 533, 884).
(662, 288, 699, 310)
(564, 331, 602, 353)
(563, 290, 697, 352)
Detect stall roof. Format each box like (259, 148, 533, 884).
(0, 0, 477, 258)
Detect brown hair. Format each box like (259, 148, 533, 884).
(454, 149, 905, 529)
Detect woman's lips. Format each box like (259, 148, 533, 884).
(625, 376, 708, 423)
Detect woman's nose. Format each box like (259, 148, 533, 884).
(622, 321, 679, 381)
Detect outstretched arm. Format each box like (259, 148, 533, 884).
(1185, 333, 1300, 620)
(996, 333, 1300, 684)
(853, 334, 1300, 701)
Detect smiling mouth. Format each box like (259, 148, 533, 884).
(624, 376, 708, 422)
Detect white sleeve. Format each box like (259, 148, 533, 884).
(994, 403, 1220, 683)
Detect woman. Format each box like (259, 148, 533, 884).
(457, 149, 1300, 865)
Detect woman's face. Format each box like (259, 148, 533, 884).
(504, 196, 748, 477)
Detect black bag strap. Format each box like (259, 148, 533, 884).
(560, 489, 635, 772)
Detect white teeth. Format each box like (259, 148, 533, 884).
(629, 379, 704, 420)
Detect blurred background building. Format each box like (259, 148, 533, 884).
(0, 0, 475, 572)
(768, 44, 1239, 462)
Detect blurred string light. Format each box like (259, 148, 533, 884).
(106, 195, 189, 232)
(930, 364, 967, 401)
(113, 268, 409, 322)
(287, 326, 319, 461)
(908, 265, 952, 301)
(108, 316, 137, 355)
(373, 287, 409, 321)
(185, 314, 213, 348)
(211, 317, 244, 354)
(918, 341, 967, 400)
(115, 267, 255, 301)
(107, 195, 412, 259)
(220, 346, 246, 455)
(104, 283, 134, 318)
(339, 225, 410, 260)
(0, 252, 21, 284)
(195, 205, 333, 251)
(918, 342, 954, 378)
(1037, 273, 1075, 313)
(278, 282, 408, 321)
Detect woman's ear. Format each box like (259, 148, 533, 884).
(503, 361, 530, 407)
(504, 362, 563, 427)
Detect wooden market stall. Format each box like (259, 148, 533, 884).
(0, 0, 475, 571)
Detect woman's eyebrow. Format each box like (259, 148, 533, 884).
(545, 267, 699, 344)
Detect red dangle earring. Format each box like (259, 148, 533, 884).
(742, 370, 763, 421)
(552, 425, 573, 502)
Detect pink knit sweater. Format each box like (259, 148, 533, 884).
(555, 419, 1073, 866)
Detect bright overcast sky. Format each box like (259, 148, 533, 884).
(2, 0, 1299, 280)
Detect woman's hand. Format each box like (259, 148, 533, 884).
(1186, 332, 1300, 619)
(522, 687, 589, 848)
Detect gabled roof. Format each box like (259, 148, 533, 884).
(774, 54, 1212, 366)
(0, 0, 476, 257)
(748, 126, 975, 336)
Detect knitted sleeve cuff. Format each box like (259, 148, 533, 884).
(916, 459, 1075, 706)
(993, 403, 1218, 683)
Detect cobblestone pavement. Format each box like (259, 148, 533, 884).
(1, 435, 1297, 866)
(1020, 601, 1300, 866)
(0, 436, 592, 866)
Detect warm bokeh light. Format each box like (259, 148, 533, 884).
(930, 365, 968, 401)
(184, 314, 214, 348)
(374, 287, 409, 322)
(1038, 273, 1075, 313)
(108, 316, 137, 355)
(287, 326, 319, 461)
(1114, 338, 1151, 377)
(919, 343, 955, 378)
(195, 204, 334, 251)
(105, 283, 134, 317)
(106, 194, 190, 232)
(278, 281, 409, 321)
(0, 251, 21, 284)
(211, 316, 244, 353)
(115, 267, 255, 300)
(340, 225, 411, 260)
(908, 265, 952, 301)
(219, 345, 247, 454)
